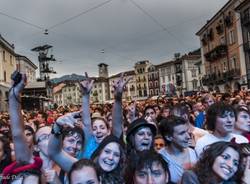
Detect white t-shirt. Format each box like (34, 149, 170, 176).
(195, 133, 249, 157)
(159, 147, 197, 184)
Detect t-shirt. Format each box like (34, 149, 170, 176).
(79, 128, 99, 159)
(159, 147, 198, 184)
(195, 133, 249, 157)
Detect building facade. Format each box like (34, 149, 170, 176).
(236, 0, 250, 88)
(157, 61, 176, 96)
(134, 60, 150, 99)
(148, 65, 160, 97)
(108, 70, 136, 101)
(197, 0, 246, 93)
(0, 35, 16, 111)
(16, 55, 37, 83)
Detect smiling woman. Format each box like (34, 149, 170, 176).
(181, 141, 244, 184)
(91, 135, 125, 184)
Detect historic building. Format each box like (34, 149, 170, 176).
(197, 0, 246, 92)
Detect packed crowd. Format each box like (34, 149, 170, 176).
(0, 71, 250, 184)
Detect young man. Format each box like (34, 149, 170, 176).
(158, 115, 197, 183)
(195, 102, 249, 157)
(125, 150, 171, 184)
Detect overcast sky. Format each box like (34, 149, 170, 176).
(0, 0, 228, 78)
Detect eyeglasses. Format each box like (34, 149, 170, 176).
(37, 134, 50, 143)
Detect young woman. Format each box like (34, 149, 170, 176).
(91, 135, 125, 184)
(181, 141, 244, 184)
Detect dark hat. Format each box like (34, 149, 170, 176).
(91, 135, 124, 160)
(126, 118, 157, 142)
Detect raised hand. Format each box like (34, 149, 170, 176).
(113, 73, 132, 100)
(9, 73, 27, 97)
(79, 72, 94, 95)
(55, 111, 81, 128)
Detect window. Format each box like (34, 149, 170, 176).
(192, 80, 198, 89)
(191, 69, 196, 77)
(3, 51, 5, 61)
(4, 71, 6, 82)
(10, 55, 13, 65)
(228, 30, 235, 44)
(220, 36, 226, 45)
(230, 56, 237, 69)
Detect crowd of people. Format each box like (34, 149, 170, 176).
(0, 71, 250, 184)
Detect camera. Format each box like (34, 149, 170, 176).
(11, 71, 22, 86)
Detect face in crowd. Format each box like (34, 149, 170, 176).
(212, 147, 240, 181)
(235, 109, 250, 134)
(214, 111, 235, 137)
(35, 126, 51, 157)
(69, 159, 99, 184)
(134, 161, 169, 184)
(145, 108, 156, 122)
(134, 127, 153, 151)
(98, 142, 121, 172)
(168, 123, 190, 149)
(92, 118, 110, 144)
(63, 131, 83, 158)
(154, 136, 165, 151)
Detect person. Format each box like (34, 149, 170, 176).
(154, 135, 165, 151)
(34, 126, 54, 170)
(68, 159, 99, 184)
(91, 135, 125, 184)
(195, 102, 248, 157)
(170, 104, 208, 148)
(181, 141, 244, 184)
(233, 105, 250, 142)
(0, 137, 11, 173)
(3, 72, 43, 184)
(81, 72, 130, 159)
(144, 105, 157, 124)
(126, 118, 157, 157)
(158, 115, 197, 183)
(125, 150, 171, 184)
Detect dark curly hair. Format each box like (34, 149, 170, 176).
(193, 141, 244, 184)
(205, 102, 235, 131)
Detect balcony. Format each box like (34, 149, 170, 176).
(244, 41, 250, 52)
(204, 44, 227, 62)
(202, 69, 241, 86)
(242, 14, 250, 26)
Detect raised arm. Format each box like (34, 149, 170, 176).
(112, 73, 132, 138)
(8, 73, 32, 163)
(79, 72, 94, 139)
(48, 112, 78, 172)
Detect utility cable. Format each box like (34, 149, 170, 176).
(47, 0, 113, 30)
(0, 11, 44, 30)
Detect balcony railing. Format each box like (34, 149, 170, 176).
(242, 14, 250, 26)
(202, 69, 241, 86)
(244, 41, 250, 52)
(204, 44, 227, 62)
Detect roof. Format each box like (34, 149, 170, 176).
(93, 77, 108, 83)
(156, 60, 175, 68)
(0, 34, 15, 55)
(25, 81, 46, 89)
(53, 83, 66, 94)
(196, 0, 234, 36)
(235, 0, 249, 11)
(16, 54, 38, 69)
(109, 70, 135, 79)
(98, 63, 108, 67)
